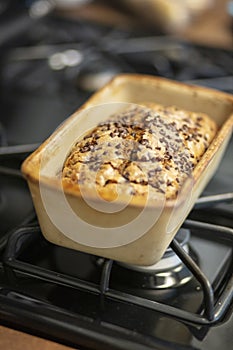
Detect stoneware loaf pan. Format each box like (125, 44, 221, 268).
(22, 74, 233, 266)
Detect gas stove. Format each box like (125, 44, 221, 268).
(0, 4, 233, 350)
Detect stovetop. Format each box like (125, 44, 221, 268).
(0, 4, 233, 350)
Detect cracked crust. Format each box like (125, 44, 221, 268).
(62, 104, 217, 200)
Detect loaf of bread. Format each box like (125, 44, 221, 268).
(62, 104, 217, 200)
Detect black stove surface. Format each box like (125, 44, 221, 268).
(0, 5, 233, 350)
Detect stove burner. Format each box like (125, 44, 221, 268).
(93, 229, 195, 291)
(112, 229, 193, 289)
(115, 260, 193, 290)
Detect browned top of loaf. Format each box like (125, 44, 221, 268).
(62, 104, 217, 200)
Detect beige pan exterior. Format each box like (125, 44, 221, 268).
(22, 74, 233, 266)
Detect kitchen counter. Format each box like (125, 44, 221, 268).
(0, 326, 75, 350)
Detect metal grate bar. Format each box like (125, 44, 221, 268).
(3, 226, 100, 295)
(170, 239, 214, 320)
(3, 218, 233, 326)
(0, 143, 40, 157)
(100, 259, 113, 294)
(195, 193, 233, 209)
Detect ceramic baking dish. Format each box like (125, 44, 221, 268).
(22, 74, 233, 266)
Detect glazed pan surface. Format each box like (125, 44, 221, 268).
(22, 74, 233, 265)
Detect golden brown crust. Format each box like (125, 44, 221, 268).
(62, 104, 217, 200)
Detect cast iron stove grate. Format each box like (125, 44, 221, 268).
(0, 208, 232, 349)
(2, 211, 233, 327)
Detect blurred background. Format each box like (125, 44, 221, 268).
(0, 0, 232, 150)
